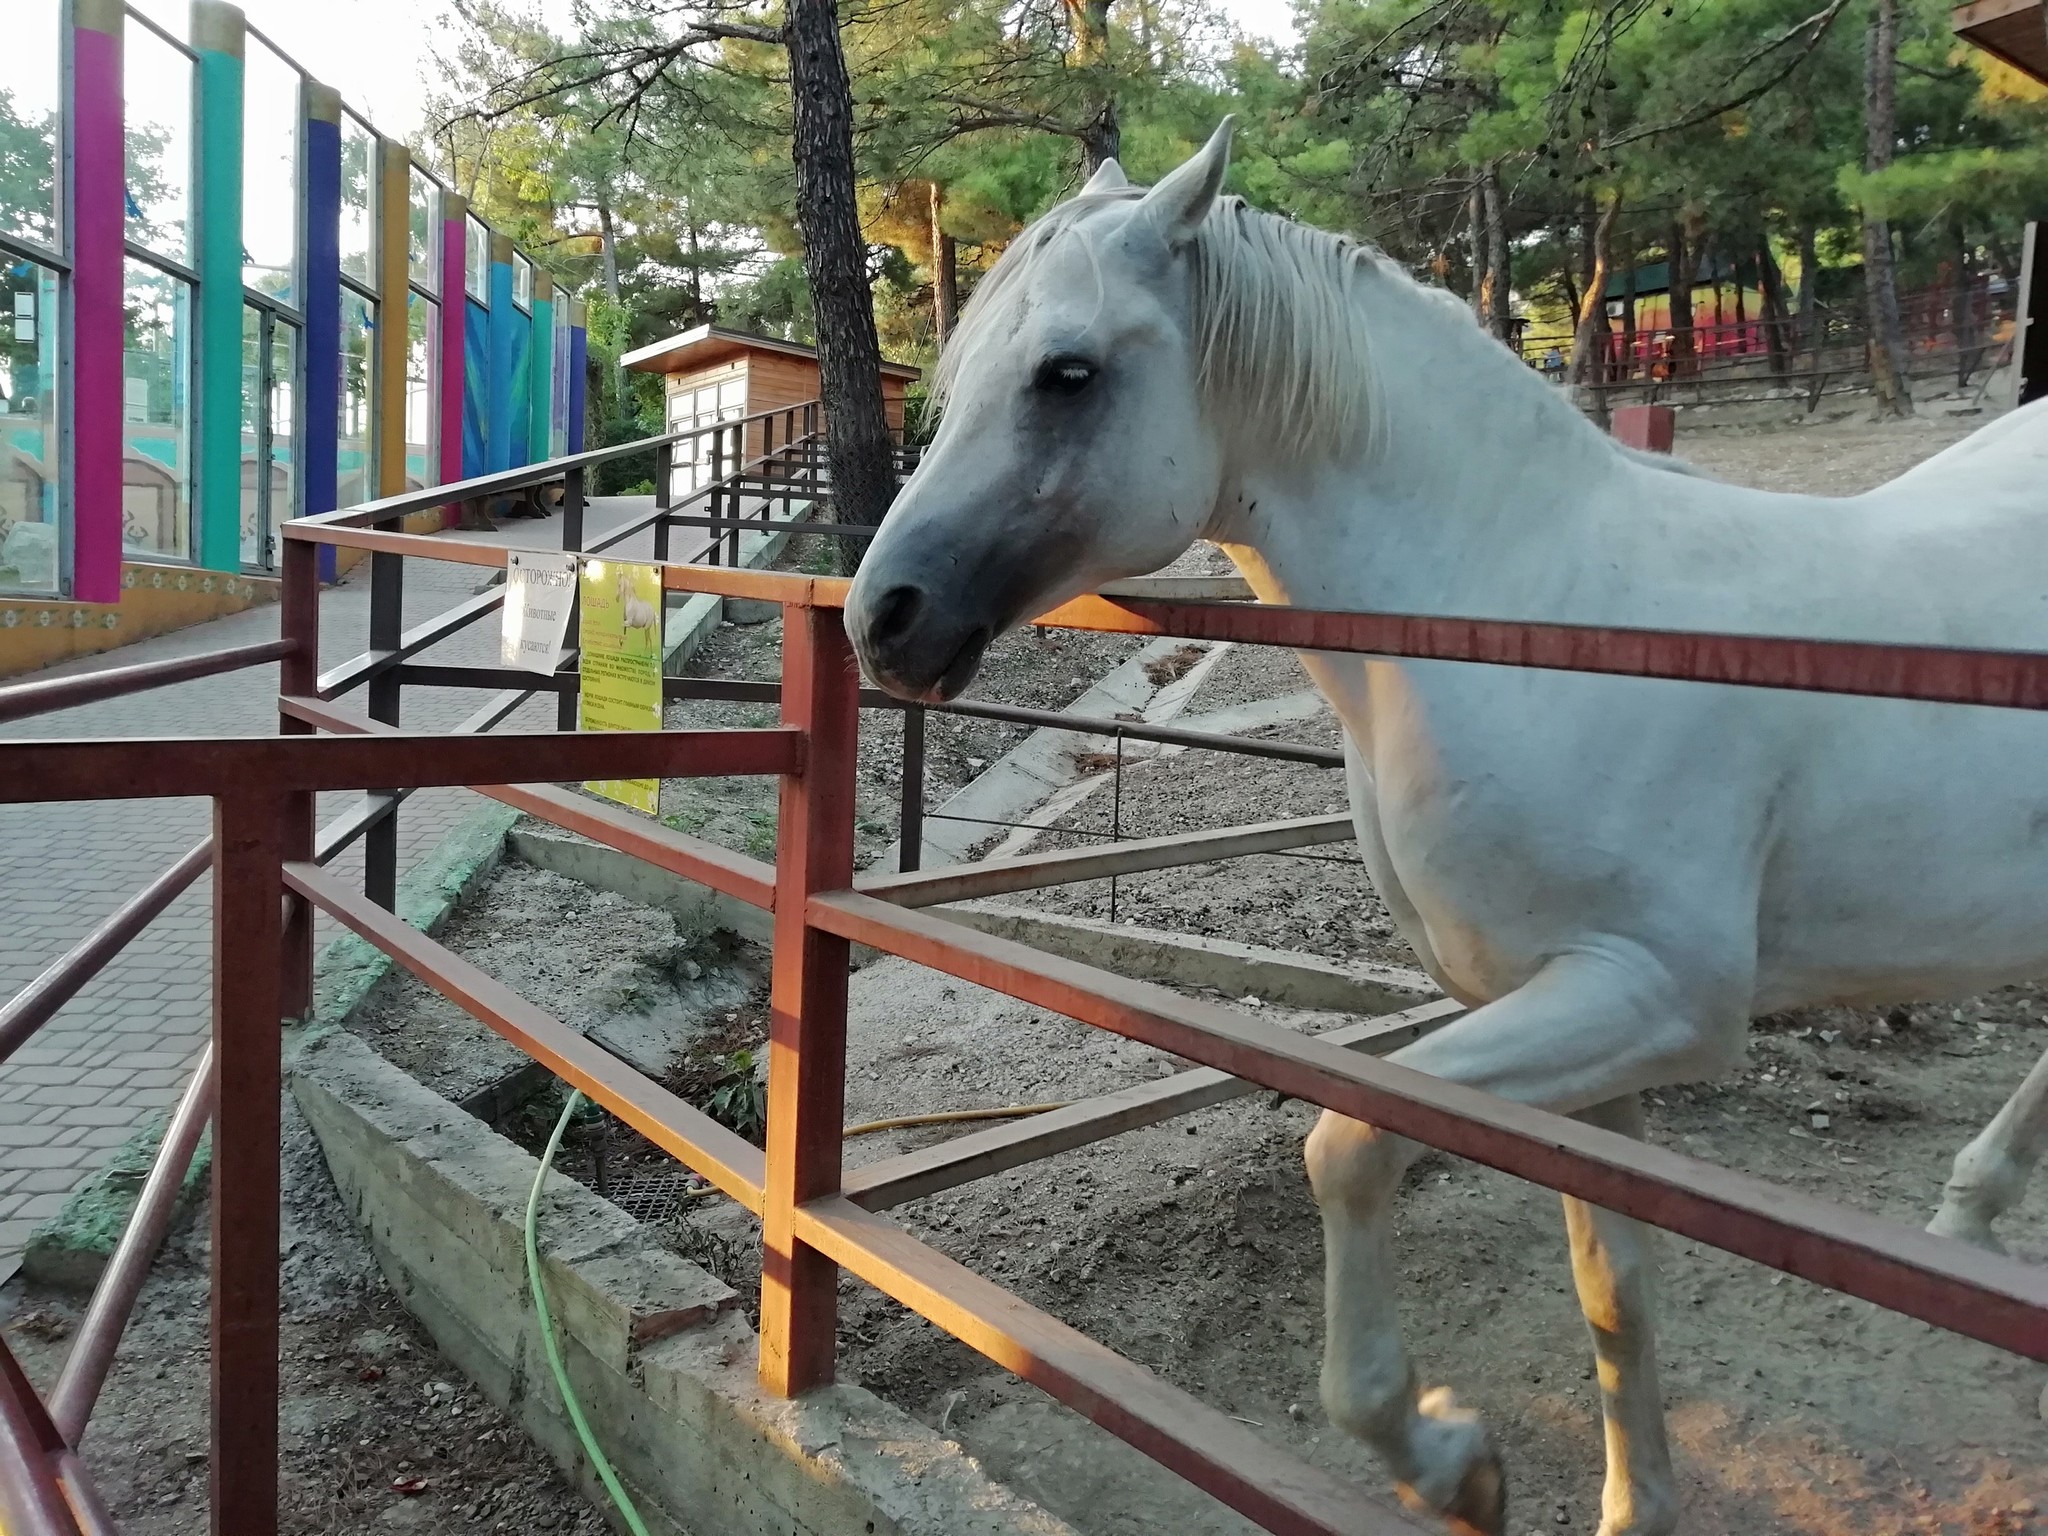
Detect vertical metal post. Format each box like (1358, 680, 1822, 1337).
(211, 793, 285, 1536)
(1108, 727, 1125, 925)
(2017, 221, 2048, 409)
(783, 408, 796, 518)
(758, 605, 858, 1397)
(727, 424, 742, 565)
(762, 412, 777, 529)
(897, 706, 924, 874)
(363, 540, 401, 909)
(707, 429, 725, 566)
(653, 441, 672, 562)
(278, 539, 318, 1019)
(557, 466, 584, 732)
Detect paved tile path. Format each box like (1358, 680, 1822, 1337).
(0, 500, 657, 1270)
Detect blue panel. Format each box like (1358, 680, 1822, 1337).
(463, 298, 489, 479)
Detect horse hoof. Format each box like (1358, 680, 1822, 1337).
(1396, 1388, 1506, 1536)
(1926, 1207, 2006, 1254)
(1440, 1447, 1506, 1536)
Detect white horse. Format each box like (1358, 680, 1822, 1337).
(845, 120, 2048, 1536)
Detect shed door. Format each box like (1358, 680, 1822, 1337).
(667, 374, 748, 503)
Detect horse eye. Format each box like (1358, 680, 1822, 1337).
(1033, 357, 1098, 396)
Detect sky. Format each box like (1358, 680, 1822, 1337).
(125, 0, 1300, 148)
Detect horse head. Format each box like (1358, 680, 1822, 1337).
(848, 121, 1239, 701)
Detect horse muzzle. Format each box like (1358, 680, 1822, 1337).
(846, 576, 996, 703)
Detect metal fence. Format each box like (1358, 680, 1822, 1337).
(0, 451, 2044, 1534)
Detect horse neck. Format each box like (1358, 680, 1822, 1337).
(1208, 270, 1637, 619)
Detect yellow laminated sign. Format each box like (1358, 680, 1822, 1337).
(578, 559, 664, 815)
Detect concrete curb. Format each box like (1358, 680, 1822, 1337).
(293, 1028, 1078, 1536)
(947, 903, 1438, 1016)
(19, 1108, 211, 1289)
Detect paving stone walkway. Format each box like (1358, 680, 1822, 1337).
(0, 500, 658, 1272)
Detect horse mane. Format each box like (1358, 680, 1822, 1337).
(934, 189, 1392, 463)
(934, 185, 1718, 480)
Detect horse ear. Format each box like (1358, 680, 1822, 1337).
(1083, 158, 1129, 195)
(1136, 116, 1236, 250)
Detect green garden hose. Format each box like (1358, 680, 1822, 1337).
(526, 1088, 653, 1536)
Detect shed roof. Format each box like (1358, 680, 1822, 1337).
(1953, 0, 2048, 85)
(620, 324, 921, 381)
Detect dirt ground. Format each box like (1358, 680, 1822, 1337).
(5, 410, 2042, 1536)
(0, 1101, 607, 1534)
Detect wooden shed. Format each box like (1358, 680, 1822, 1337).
(620, 325, 919, 499)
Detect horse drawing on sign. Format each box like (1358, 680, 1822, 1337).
(844, 120, 2048, 1536)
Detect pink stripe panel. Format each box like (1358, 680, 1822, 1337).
(439, 217, 465, 525)
(71, 24, 125, 602)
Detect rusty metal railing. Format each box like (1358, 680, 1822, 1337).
(2, 508, 2045, 1533)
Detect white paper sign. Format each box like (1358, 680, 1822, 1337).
(499, 550, 579, 674)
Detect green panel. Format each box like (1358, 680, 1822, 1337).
(530, 296, 553, 467)
(193, 38, 245, 571)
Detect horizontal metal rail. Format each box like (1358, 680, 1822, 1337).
(857, 814, 1356, 909)
(286, 861, 767, 1210)
(810, 889, 2048, 1362)
(270, 522, 2048, 714)
(794, 1191, 1428, 1536)
(0, 839, 214, 1067)
(0, 725, 802, 804)
(846, 998, 1465, 1211)
(655, 677, 1346, 766)
(0, 639, 295, 727)
(49, 1043, 215, 1444)
(300, 402, 821, 530)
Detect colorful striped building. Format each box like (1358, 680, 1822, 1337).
(0, 0, 587, 675)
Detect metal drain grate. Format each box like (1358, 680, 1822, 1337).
(604, 1170, 706, 1227)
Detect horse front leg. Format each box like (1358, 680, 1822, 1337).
(1928, 1042, 2048, 1252)
(1563, 1096, 1678, 1536)
(1306, 948, 1737, 1536)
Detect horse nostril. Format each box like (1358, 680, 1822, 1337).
(869, 584, 924, 646)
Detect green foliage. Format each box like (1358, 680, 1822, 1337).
(703, 1049, 767, 1141)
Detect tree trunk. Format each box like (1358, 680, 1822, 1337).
(1070, 0, 1120, 173)
(1796, 222, 1819, 363)
(1862, 0, 1914, 415)
(786, 0, 896, 570)
(597, 201, 622, 301)
(1570, 191, 1621, 406)
(1484, 162, 1511, 344)
(1758, 241, 1790, 377)
(930, 182, 957, 347)
(1669, 221, 1696, 375)
(1467, 176, 1488, 321)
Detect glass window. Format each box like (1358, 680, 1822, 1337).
(1, 255, 61, 592)
(268, 318, 297, 531)
(125, 23, 193, 265)
(240, 306, 263, 562)
(122, 260, 193, 561)
(466, 216, 489, 302)
(0, 1, 62, 253)
(340, 114, 375, 288)
(239, 308, 296, 567)
(406, 293, 436, 489)
(242, 40, 299, 302)
(409, 169, 439, 294)
(513, 253, 534, 310)
(337, 291, 375, 508)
